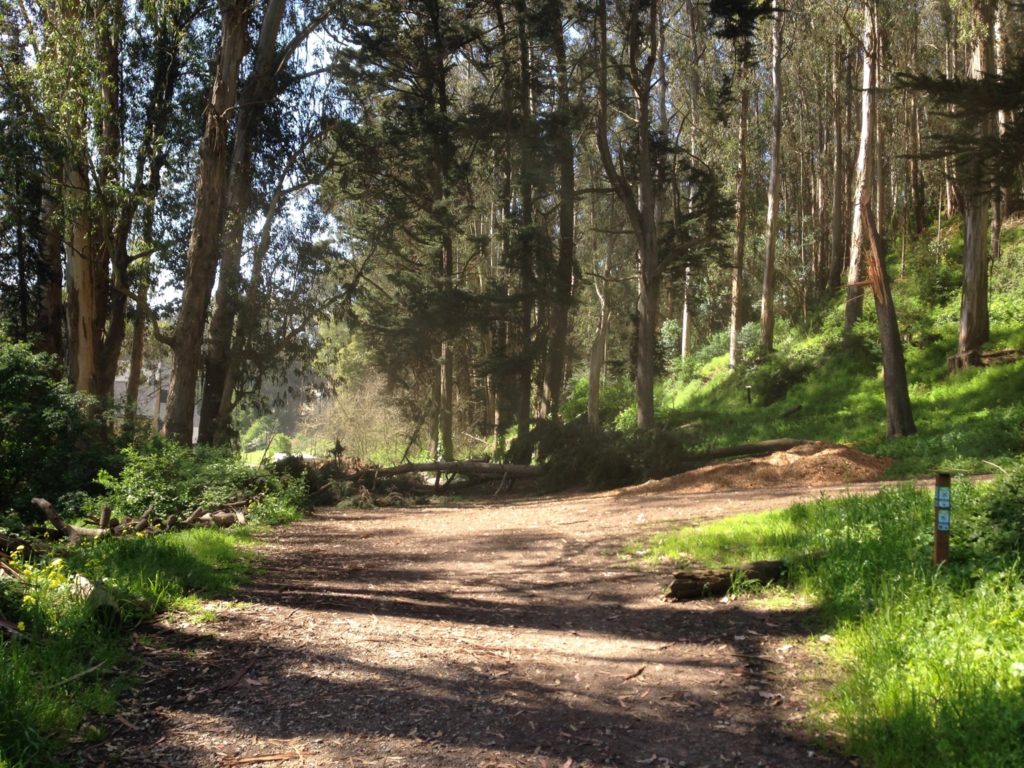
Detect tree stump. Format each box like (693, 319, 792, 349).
(666, 560, 787, 601)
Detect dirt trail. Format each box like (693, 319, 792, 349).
(74, 481, 895, 768)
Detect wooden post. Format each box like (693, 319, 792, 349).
(745, 386, 752, 404)
(934, 472, 951, 565)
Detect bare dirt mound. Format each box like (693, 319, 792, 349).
(631, 441, 893, 495)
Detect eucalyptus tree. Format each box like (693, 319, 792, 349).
(0, 0, 201, 396)
(954, 0, 997, 368)
(593, 0, 666, 430)
(758, 0, 783, 353)
(196, 0, 332, 444)
(161, 0, 249, 441)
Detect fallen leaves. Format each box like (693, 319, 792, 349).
(221, 752, 317, 766)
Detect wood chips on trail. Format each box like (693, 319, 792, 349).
(67, 466, 878, 768)
(628, 441, 893, 495)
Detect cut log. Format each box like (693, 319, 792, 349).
(184, 506, 207, 525)
(948, 348, 1023, 372)
(132, 505, 154, 532)
(209, 511, 237, 528)
(363, 461, 545, 480)
(32, 498, 112, 544)
(666, 560, 787, 601)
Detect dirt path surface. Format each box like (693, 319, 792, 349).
(75, 481, 891, 768)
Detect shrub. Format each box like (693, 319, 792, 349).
(534, 419, 639, 490)
(0, 339, 117, 524)
(93, 438, 307, 525)
(269, 433, 292, 454)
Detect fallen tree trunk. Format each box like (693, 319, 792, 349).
(948, 348, 1024, 372)
(362, 461, 545, 481)
(33, 498, 112, 544)
(666, 560, 787, 601)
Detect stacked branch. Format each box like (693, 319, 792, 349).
(31, 498, 247, 544)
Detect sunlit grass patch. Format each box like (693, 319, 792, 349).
(631, 474, 1024, 767)
(0, 526, 256, 767)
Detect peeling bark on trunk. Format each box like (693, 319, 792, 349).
(827, 45, 845, 292)
(163, 0, 248, 443)
(587, 283, 610, 432)
(844, 3, 877, 335)
(862, 201, 916, 437)
(65, 158, 102, 394)
(759, 4, 783, 353)
(199, 0, 288, 445)
(729, 79, 748, 370)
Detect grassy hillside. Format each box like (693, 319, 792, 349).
(620, 220, 1024, 767)
(569, 218, 1024, 477)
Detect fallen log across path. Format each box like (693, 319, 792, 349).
(359, 460, 546, 480)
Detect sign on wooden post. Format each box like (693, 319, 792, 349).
(934, 472, 951, 565)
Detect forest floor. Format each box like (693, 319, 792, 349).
(67, 472, 911, 768)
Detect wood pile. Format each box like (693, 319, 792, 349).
(30, 497, 248, 545)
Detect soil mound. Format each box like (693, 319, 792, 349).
(630, 441, 893, 494)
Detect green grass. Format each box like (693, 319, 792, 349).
(630, 471, 1024, 767)
(562, 218, 1024, 479)
(0, 527, 258, 767)
(0, 437, 308, 767)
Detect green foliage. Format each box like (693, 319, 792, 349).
(0, 527, 252, 767)
(957, 462, 1024, 562)
(631, 470, 1024, 767)
(525, 419, 700, 490)
(530, 419, 639, 489)
(95, 439, 271, 520)
(269, 433, 292, 455)
(0, 437, 307, 766)
(0, 339, 118, 524)
(110, 439, 307, 526)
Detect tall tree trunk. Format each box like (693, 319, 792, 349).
(36, 188, 64, 358)
(539, 10, 575, 422)
(92, 0, 129, 397)
(199, 0, 288, 445)
(594, 0, 660, 430)
(844, 1, 877, 336)
(909, 91, 926, 234)
(955, 0, 995, 367)
(163, 0, 248, 443)
(759, 3, 783, 353)
(65, 156, 103, 394)
(729, 75, 748, 369)
(428, 0, 457, 460)
(827, 44, 845, 291)
(513, 0, 535, 438)
(587, 278, 610, 432)
(680, 0, 703, 361)
(862, 200, 915, 436)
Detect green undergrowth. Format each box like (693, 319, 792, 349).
(0, 527, 256, 767)
(629, 463, 1024, 767)
(563, 219, 1024, 480)
(0, 443, 308, 767)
